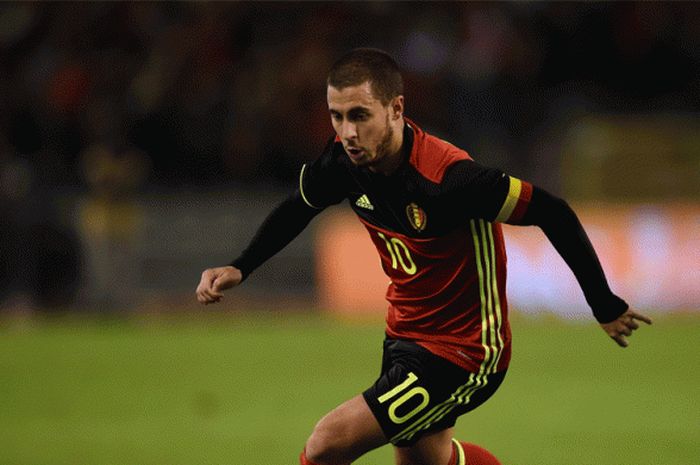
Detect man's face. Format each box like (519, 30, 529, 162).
(327, 81, 398, 169)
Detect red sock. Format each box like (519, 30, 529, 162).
(454, 440, 502, 465)
(299, 449, 321, 465)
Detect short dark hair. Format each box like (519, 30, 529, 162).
(327, 48, 403, 105)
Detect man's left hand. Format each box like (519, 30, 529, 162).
(600, 309, 652, 348)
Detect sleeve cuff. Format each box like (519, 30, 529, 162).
(591, 294, 629, 324)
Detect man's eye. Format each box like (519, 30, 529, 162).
(354, 113, 369, 121)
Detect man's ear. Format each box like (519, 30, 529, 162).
(391, 95, 404, 120)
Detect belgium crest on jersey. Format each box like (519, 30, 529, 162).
(406, 203, 427, 232)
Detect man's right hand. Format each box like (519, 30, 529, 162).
(196, 266, 242, 305)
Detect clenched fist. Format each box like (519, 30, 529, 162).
(196, 266, 243, 304)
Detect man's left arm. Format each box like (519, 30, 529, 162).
(498, 177, 652, 347)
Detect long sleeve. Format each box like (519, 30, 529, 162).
(516, 187, 628, 323)
(230, 190, 323, 281)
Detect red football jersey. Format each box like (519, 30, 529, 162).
(300, 118, 532, 373)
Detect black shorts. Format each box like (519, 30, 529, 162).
(362, 338, 506, 447)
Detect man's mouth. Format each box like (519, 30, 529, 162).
(346, 146, 365, 160)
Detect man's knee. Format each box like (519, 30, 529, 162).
(394, 449, 444, 465)
(393, 429, 454, 465)
(304, 415, 352, 464)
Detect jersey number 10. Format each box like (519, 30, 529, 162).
(377, 232, 417, 275)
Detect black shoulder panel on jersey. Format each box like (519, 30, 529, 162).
(440, 160, 510, 221)
(299, 136, 349, 209)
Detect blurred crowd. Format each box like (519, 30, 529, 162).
(1, 2, 698, 192)
(0, 2, 698, 310)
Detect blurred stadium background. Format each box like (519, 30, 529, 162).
(0, 2, 698, 465)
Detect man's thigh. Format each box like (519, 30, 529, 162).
(305, 394, 387, 464)
(363, 339, 506, 447)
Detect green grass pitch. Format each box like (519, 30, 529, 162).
(0, 311, 697, 465)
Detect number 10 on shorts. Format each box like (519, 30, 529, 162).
(377, 372, 430, 424)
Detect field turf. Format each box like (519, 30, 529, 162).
(0, 311, 697, 465)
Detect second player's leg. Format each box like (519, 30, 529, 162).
(303, 394, 387, 465)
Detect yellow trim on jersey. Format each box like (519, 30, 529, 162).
(480, 220, 505, 374)
(452, 439, 466, 465)
(495, 176, 522, 222)
(471, 220, 494, 373)
(486, 222, 505, 370)
(299, 164, 321, 209)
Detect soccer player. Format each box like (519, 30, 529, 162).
(196, 48, 652, 465)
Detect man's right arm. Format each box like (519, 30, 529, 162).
(196, 189, 323, 304)
(231, 189, 323, 280)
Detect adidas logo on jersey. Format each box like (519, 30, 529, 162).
(355, 194, 374, 210)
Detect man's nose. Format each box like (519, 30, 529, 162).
(341, 121, 358, 141)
